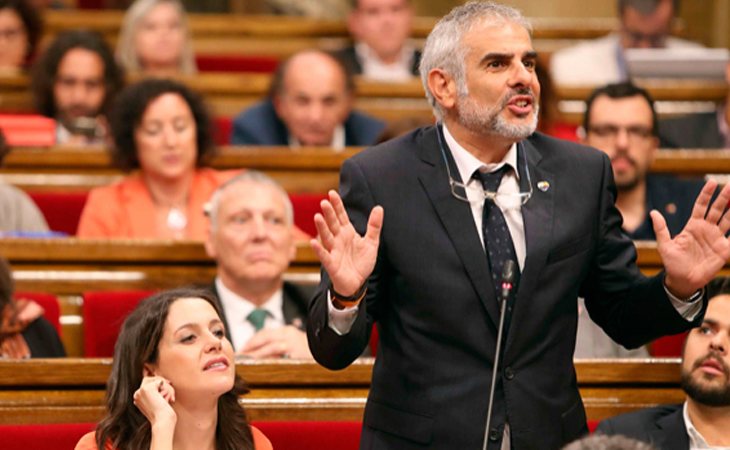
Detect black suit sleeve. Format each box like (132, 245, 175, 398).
(23, 317, 66, 357)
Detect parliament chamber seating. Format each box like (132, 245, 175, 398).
(13, 291, 61, 335)
(82, 290, 155, 357)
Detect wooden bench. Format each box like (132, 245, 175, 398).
(0, 358, 684, 425)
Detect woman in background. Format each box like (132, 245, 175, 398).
(75, 288, 271, 449)
(0, 257, 65, 358)
(116, 0, 196, 76)
(0, 0, 41, 72)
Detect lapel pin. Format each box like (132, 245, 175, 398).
(537, 181, 550, 192)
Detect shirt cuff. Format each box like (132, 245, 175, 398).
(664, 284, 704, 322)
(327, 289, 359, 335)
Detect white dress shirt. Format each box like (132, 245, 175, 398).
(288, 125, 345, 150)
(683, 402, 730, 449)
(215, 277, 285, 352)
(355, 42, 416, 82)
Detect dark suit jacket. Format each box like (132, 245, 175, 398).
(333, 45, 421, 77)
(659, 112, 726, 149)
(627, 175, 705, 240)
(230, 99, 386, 146)
(306, 127, 706, 450)
(596, 404, 689, 450)
(211, 281, 313, 346)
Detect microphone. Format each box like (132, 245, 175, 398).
(482, 260, 517, 450)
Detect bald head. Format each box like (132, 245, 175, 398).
(272, 50, 354, 146)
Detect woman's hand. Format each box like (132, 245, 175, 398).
(133, 376, 177, 430)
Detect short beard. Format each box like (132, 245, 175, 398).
(456, 88, 538, 141)
(680, 356, 730, 407)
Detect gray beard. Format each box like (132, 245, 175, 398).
(457, 92, 538, 140)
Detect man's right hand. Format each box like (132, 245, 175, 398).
(311, 190, 383, 297)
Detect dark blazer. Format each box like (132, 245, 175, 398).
(24, 317, 66, 357)
(230, 99, 386, 146)
(333, 45, 421, 77)
(211, 281, 314, 345)
(627, 175, 705, 240)
(306, 127, 706, 450)
(596, 404, 689, 450)
(659, 112, 725, 149)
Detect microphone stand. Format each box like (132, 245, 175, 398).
(482, 260, 516, 450)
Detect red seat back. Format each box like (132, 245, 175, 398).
(0, 422, 95, 450)
(27, 191, 89, 235)
(82, 290, 155, 357)
(14, 291, 61, 335)
(290, 193, 326, 237)
(195, 54, 280, 73)
(254, 421, 361, 450)
(650, 331, 689, 357)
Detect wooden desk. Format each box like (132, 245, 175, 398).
(0, 358, 683, 424)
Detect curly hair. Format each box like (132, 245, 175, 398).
(30, 29, 123, 119)
(0, 0, 42, 66)
(109, 78, 214, 172)
(95, 287, 255, 450)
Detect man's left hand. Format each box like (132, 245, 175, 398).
(653, 179, 730, 299)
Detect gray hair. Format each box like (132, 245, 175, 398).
(205, 170, 294, 231)
(419, 1, 532, 121)
(116, 0, 197, 74)
(563, 434, 657, 450)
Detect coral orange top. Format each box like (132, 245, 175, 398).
(76, 168, 239, 240)
(74, 426, 273, 450)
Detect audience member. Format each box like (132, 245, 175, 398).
(230, 49, 385, 148)
(582, 82, 704, 240)
(659, 59, 730, 149)
(0, 0, 41, 73)
(116, 0, 196, 76)
(75, 288, 272, 450)
(597, 277, 730, 448)
(550, 0, 701, 86)
(0, 256, 65, 358)
(204, 171, 313, 359)
(77, 78, 237, 240)
(31, 30, 123, 146)
(563, 434, 657, 450)
(0, 129, 49, 233)
(334, 0, 419, 82)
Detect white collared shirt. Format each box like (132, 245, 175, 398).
(355, 42, 416, 82)
(683, 402, 730, 449)
(215, 277, 285, 352)
(288, 125, 346, 150)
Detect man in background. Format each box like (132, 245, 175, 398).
(31, 30, 123, 146)
(550, 0, 701, 86)
(204, 171, 313, 359)
(597, 278, 730, 448)
(230, 49, 385, 148)
(335, 0, 419, 82)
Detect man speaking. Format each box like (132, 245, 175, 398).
(306, 2, 730, 449)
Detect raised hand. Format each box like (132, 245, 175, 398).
(652, 179, 730, 298)
(133, 375, 177, 429)
(311, 190, 384, 296)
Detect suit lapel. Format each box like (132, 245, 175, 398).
(504, 138, 554, 353)
(651, 406, 689, 450)
(416, 127, 500, 327)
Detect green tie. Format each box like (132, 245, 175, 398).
(247, 308, 268, 331)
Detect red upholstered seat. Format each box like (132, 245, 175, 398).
(650, 331, 689, 357)
(254, 421, 361, 450)
(214, 116, 233, 146)
(14, 291, 61, 335)
(82, 290, 156, 357)
(0, 422, 95, 450)
(289, 193, 326, 237)
(588, 419, 599, 433)
(28, 191, 89, 236)
(195, 54, 280, 73)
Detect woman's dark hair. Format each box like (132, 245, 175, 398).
(110, 78, 215, 172)
(30, 29, 123, 118)
(0, 0, 42, 65)
(95, 287, 254, 450)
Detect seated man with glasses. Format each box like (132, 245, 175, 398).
(581, 82, 705, 240)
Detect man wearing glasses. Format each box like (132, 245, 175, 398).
(306, 2, 729, 449)
(550, 0, 701, 86)
(581, 82, 704, 240)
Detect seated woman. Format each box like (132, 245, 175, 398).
(75, 288, 272, 449)
(77, 78, 236, 239)
(0, 257, 65, 358)
(116, 0, 196, 77)
(0, 0, 41, 73)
